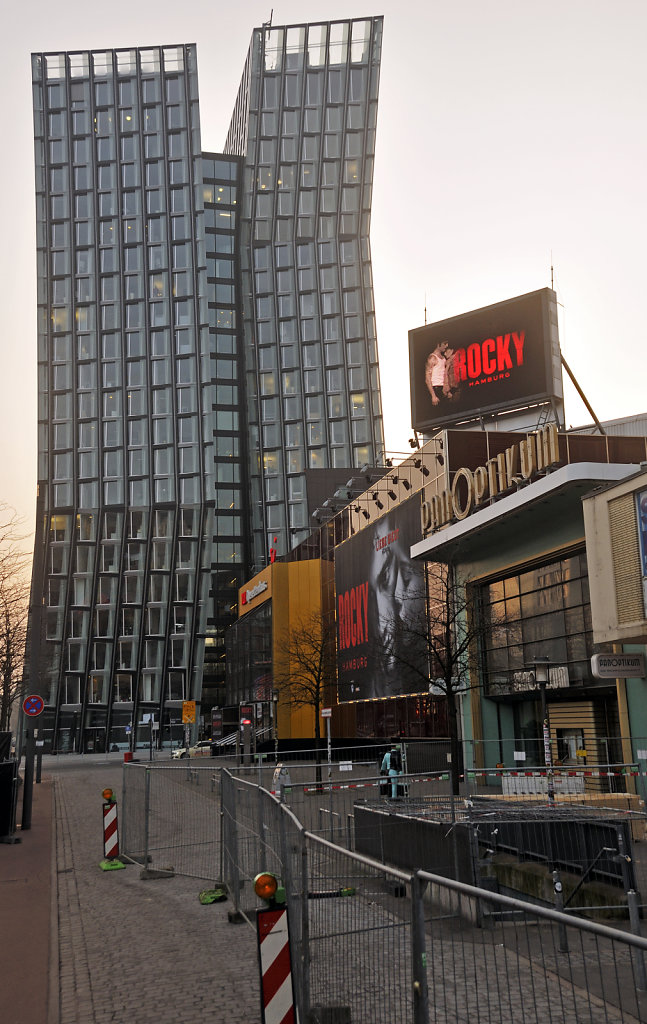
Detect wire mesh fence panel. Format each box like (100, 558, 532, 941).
(122, 763, 221, 880)
(465, 765, 646, 804)
(221, 771, 302, 920)
(418, 873, 647, 1024)
(226, 759, 384, 793)
(148, 765, 221, 880)
(222, 743, 388, 767)
(303, 837, 415, 1024)
(123, 762, 647, 1022)
(276, 771, 460, 842)
(125, 763, 647, 909)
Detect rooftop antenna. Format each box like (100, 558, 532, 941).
(263, 9, 273, 30)
(424, 292, 427, 325)
(550, 250, 554, 290)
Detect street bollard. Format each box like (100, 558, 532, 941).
(35, 741, 44, 784)
(21, 729, 36, 831)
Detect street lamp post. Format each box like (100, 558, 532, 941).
(272, 688, 279, 764)
(532, 657, 554, 805)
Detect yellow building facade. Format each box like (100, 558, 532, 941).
(232, 558, 335, 742)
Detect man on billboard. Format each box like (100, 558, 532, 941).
(425, 341, 460, 406)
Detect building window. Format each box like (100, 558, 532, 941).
(478, 550, 604, 698)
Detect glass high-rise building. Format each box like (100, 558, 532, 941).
(225, 19, 384, 568)
(25, 18, 384, 752)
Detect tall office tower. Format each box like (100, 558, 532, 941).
(27, 45, 215, 751)
(25, 19, 385, 751)
(225, 18, 385, 569)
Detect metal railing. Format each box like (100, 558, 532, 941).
(221, 769, 647, 1024)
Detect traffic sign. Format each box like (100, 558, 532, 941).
(23, 694, 45, 717)
(321, 707, 332, 718)
(182, 700, 196, 724)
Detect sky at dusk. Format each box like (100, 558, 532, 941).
(1, 0, 645, 541)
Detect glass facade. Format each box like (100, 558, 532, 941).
(201, 154, 250, 706)
(479, 550, 599, 696)
(28, 45, 213, 751)
(25, 19, 385, 750)
(225, 18, 385, 568)
(226, 602, 273, 706)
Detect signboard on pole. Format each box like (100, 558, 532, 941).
(591, 653, 645, 679)
(182, 700, 196, 724)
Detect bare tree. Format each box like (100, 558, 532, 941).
(274, 608, 337, 776)
(377, 559, 486, 795)
(0, 506, 30, 732)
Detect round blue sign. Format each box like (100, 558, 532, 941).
(23, 694, 45, 717)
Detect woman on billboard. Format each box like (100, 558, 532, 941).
(367, 510, 426, 699)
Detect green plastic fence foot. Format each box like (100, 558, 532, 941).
(199, 887, 228, 904)
(99, 858, 126, 871)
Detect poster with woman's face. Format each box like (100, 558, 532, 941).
(336, 497, 427, 701)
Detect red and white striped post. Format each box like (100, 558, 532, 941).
(100, 787, 125, 870)
(257, 907, 295, 1024)
(103, 799, 119, 858)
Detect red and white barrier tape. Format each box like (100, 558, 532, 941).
(299, 768, 640, 794)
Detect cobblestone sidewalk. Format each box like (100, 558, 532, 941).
(52, 763, 260, 1024)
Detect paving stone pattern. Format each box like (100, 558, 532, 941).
(52, 764, 260, 1024)
(56, 760, 647, 1024)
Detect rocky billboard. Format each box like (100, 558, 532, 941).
(336, 497, 427, 702)
(409, 288, 561, 432)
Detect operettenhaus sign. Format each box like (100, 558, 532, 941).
(421, 424, 560, 536)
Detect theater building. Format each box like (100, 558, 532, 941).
(226, 422, 647, 768)
(410, 426, 647, 784)
(227, 283, 647, 769)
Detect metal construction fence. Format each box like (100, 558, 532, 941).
(222, 770, 647, 1024)
(120, 760, 647, 893)
(120, 761, 647, 1022)
(121, 762, 222, 880)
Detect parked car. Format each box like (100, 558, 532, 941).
(171, 739, 214, 759)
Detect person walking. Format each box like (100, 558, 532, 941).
(381, 742, 403, 799)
